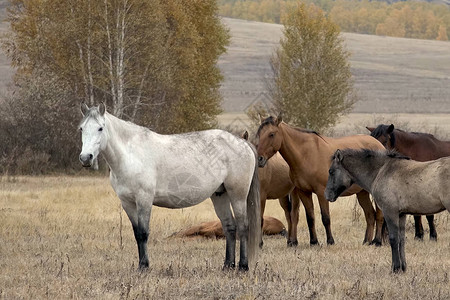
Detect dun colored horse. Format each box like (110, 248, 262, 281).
(257, 115, 385, 245)
(173, 216, 287, 239)
(79, 103, 260, 271)
(367, 124, 450, 240)
(325, 148, 450, 272)
(243, 131, 317, 246)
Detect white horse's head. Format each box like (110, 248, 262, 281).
(79, 103, 107, 167)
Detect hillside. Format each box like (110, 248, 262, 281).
(218, 18, 450, 114)
(0, 16, 448, 115)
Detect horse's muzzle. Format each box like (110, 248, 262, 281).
(79, 153, 93, 167)
(258, 156, 267, 168)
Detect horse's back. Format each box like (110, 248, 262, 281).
(150, 129, 256, 208)
(376, 157, 450, 214)
(330, 135, 384, 152)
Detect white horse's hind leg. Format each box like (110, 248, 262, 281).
(210, 193, 236, 269)
(227, 190, 250, 271)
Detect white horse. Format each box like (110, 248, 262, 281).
(79, 103, 261, 271)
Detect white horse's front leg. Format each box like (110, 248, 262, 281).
(135, 196, 153, 269)
(121, 194, 153, 269)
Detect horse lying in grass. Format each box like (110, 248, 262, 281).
(173, 216, 287, 239)
(325, 148, 450, 273)
(256, 114, 385, 245)
(367, 124, 450, 241)
(242, 131, 317, 247)
(79, 103, 260, 271)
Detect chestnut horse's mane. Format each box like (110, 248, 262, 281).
(257, 116, 321, 137)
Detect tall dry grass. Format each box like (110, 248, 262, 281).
(0, 176, 449, 299)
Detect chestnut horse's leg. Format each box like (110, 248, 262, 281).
(287, 191, 300, 246)
(356, 191, 376, 245)
(371, 203, 385, 246)
(414, 215, 424, 240)
(316, 192, 334, 245)
(296, 189, 318, 245)
(278, 195, 295, 246)
(259, 194, 267, 248)
(426, 215, 437, 241)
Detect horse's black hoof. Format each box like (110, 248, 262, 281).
(259, 241, 264, 248)
(222, 262, 235, 271)
(310, 239, 319, 246)
(414, 235, 424, 241)
(392, 267, 406, 274)
(238, 263, 249, 272)
(430, 234, 437, 241)
(369, 239, 382, 247)
(327, 238, 335, 245)
(287, 240, 298, 247)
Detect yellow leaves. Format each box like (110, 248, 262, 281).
(219, 1, 450, 41)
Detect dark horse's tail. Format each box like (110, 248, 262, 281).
(247, 144, 261, 268)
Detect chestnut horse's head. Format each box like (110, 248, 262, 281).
(256, 114, 283, 167)
(366, 124, 395, 149)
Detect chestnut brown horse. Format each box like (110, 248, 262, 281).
(173, 216, 287, 239)
(367, 124, 450, 241)
(243, 131, 317, 246)
(257, 115, 386, 245)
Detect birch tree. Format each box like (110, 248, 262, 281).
(4, 0, 228, 132)
(0, 0, 229, 174)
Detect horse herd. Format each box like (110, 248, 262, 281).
(79, 104, 450, 273)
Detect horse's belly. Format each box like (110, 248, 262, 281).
(403, 200, 446, 215)
(153, 189, 214, 208)
(153, 173, 221, 208)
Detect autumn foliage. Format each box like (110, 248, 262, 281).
(219, 0, 450, 41)
(0, 0, 229, 174)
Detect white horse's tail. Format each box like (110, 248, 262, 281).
(247, 148, 261, 268)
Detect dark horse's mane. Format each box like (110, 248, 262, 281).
(371, 124, 440, 148)
(257, 116, 321, 137)
(335, 148, 411, 161)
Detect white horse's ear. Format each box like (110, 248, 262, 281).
(81, 102, 89, 116)
(387, 124, 394, 133)
(275, 113, 283, 126)
(366, 126, 375, 133)
(335, 149, 343, 162)
(99, 102, 106, 116)
(242, 131, 249, 140)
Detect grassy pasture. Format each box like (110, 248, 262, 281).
(0, 176, 449, 299)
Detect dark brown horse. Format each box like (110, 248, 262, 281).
(367, 124, 450, 240)
(257, 115, 386, 245)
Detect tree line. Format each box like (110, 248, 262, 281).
(0, 0, 357, 175)
(219, 0, 450, 41)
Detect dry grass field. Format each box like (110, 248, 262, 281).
(1, 176, 449, 299)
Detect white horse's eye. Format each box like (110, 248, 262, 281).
(98, 127, 103, 132)
(79, 128, 83, 132)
